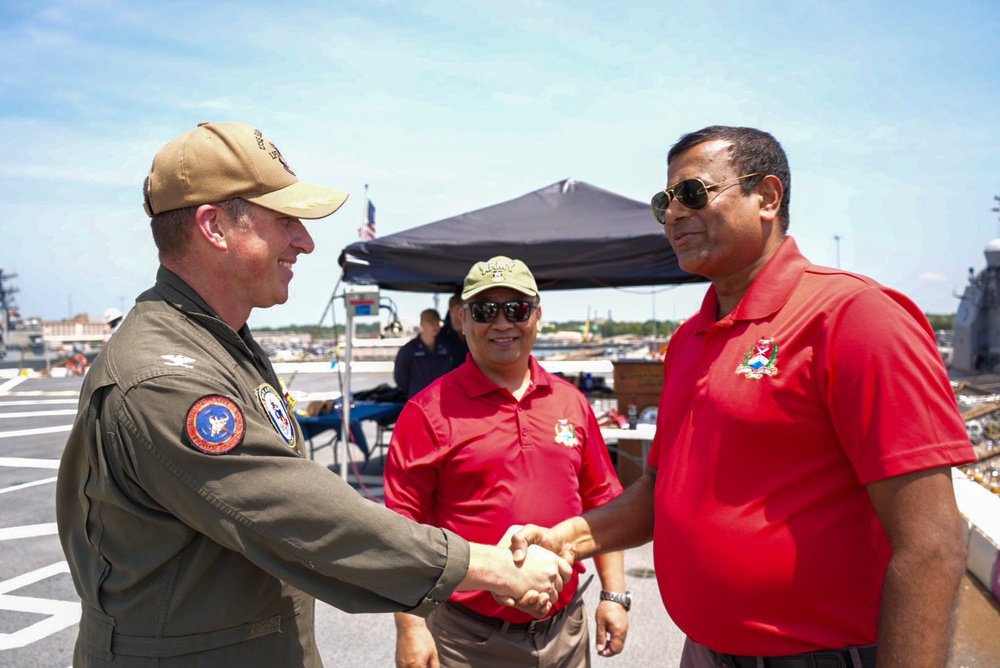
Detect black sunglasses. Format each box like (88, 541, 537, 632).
(650, 172, 763, 224)
(464, 300, 537, 323)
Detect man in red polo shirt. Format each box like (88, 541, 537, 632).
(384, 256, 628, 667)
(509, 127, 975, 668)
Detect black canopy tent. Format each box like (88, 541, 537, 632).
(337, 178, 707, 293)
(328, 179, 707, 479)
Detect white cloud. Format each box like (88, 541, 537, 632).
(2, 0, 999, 325)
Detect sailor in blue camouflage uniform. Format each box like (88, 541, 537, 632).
(56, 122, 570, 668)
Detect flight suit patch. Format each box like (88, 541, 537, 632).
(185, 395, 245, 455)
(257, 383, 296, 448)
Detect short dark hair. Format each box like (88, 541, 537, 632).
(668, 126, 791, 232)
(149, 198, 254, 261)
(420, 309, 442, 323)
(149, 206, 196, 261)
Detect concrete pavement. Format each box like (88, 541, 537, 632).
(1, 372, 997, 667)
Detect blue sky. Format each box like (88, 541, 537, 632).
(1, 0, 998, 331)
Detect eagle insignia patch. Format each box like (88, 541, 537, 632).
(185, 395, 245, 455)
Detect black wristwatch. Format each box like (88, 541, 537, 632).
(599, 590, 632, 611)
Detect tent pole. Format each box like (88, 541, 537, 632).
(340, 303, 353, 480)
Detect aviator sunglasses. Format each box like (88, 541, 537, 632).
(650, 172, 763, 224)
(464, 300, 537, 323)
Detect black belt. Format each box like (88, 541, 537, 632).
(444, 574, 593, 635)
(718, 644, 877, 668)
(445, 600, 565, 634)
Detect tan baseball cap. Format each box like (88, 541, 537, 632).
(462, 256, 539, 300)
(143, 121, 349, 219)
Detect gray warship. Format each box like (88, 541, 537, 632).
(949, 235, 1000, 495)
(0, 268, 45, 365)
(952, 238, 1000, 383)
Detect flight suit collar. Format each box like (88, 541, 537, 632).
(150, 266, 276, 383)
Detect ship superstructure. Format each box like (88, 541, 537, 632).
(0, 268, 44, 362)
(952, 239, 1000, 376)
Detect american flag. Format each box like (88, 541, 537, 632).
(359, 200, 376, 241)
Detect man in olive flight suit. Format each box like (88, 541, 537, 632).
(56, 121, 570, 667)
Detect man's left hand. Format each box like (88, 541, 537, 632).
(595, 599, 629, 656)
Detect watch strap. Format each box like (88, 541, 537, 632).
(599, 590, 631, 611)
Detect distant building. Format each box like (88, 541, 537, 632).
(42, 315, 106, 352)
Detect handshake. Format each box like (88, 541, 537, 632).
(463, 524, 576, 618)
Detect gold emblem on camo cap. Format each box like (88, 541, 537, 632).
(462, 256, 539, 300)
(143, 121, 349, 219)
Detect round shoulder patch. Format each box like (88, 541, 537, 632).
(185, 395, 245, 455)
(256, 383, 296, 448)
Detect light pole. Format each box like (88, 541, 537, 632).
(833, 234, 843, 269)
(651, 290, 657, 347)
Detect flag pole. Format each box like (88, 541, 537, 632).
(362, 183, 369, 238)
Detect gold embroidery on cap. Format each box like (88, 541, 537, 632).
(284, 197, 339, 210)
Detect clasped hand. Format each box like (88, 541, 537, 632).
(492, 525, 573, 617)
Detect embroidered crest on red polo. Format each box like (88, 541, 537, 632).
(735, 337, 779, 380)
(553, 419, 579, 447)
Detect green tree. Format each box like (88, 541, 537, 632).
(926, 314, 954, 331)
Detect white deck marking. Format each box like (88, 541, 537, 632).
(0, 523, 58, 540)
(0, 410, 78, 418)
(0, 376, 28, 394)
(0, 425, 73, 439)
(0, 477, 59, 495)
(0, 459, 62, 495)
(0, 457, 62, 469)
(0, 562, 80, 650)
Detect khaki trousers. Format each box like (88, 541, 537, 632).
(427, 597, 590, 668)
